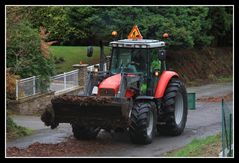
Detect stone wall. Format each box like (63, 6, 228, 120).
(7, 91, 55, 115)
(7, 86, 84, 115)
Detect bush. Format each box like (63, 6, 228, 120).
(6, 70, 20, 100)
(54, 56, 65, 64)
(6, 12, 56, 92)
(7, 115, 32, 140)
(59, 57, 65, 62)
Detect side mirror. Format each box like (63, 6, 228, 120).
(158, 49, 166, 60)
(87, 46, 93, 57)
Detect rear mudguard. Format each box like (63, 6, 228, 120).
(154, 71, 179, 98)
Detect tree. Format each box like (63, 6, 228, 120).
(207, 7, 232, 46)
(19, 6, 71, 44)
(10, 6, 232, 48)
(6, 6, 56, 92)
(64, 7, 102, 45)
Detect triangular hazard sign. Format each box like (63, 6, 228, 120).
(128, 24, 143, 40)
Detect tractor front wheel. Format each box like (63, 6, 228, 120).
(71, 123, 100, 140)
(129, 102, 157, 144)
(159, 78, 188, 136)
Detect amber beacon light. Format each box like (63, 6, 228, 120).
(112, 31, 117, 37)
(163, 33, 169, 38)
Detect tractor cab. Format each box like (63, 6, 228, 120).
(110, 39, 166, 74)
(109, 39, 167, 96)
(110, 24, 167, 75)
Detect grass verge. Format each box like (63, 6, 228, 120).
(7, 115, 33, 140)
(164, 133, 221, 157)
(187, 75, 233, 87)
(50, 46, 110, 74)
(215, 75, 233, 83)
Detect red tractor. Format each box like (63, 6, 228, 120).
(41, 26, 188, 144)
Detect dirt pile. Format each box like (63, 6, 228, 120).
(167, 47, 232, 86)
(197, 93, 233, 102)
(52, 95, 113, 105)
(6, 136, 114, 157)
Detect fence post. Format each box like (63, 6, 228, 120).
(33, 76, 36, 95)
(75, 70, 79, 85)
(64, 72, 66, 89)
(221, 99, 225, 156)
(72, 64, 89, 86)
(16, 79, 18, 100)
(229, 113, 232, 156)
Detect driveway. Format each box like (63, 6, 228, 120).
(6, 82, 233, 157)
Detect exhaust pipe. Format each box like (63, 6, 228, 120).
(99, 40, 105, 71)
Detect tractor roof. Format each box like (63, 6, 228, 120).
(110, 39, 165, 48)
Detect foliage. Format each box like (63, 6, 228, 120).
(6, 70, 20, 100)
(18, 6, 70, 44)
(165, 134, 221, 157)
(40, 26, 58, 58)
(7, 6, 232, 48)
(65, 6, 232, 48)
(207, 7, 233, 46)
(6, 6, 56, 92)
(7, 114, 32, 140)
(8, 6, 232, 48)
(64, 7, 102, 44)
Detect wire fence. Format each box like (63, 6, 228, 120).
(16, 69, 79, 100)
(221, 99, 233, 157)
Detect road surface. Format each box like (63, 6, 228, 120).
(6, 82, 233, 157)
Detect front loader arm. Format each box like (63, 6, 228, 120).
(84, 71, 111, 96)
(116, 72, 141, 98)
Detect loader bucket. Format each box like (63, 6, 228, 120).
(41, 95, 131, 129)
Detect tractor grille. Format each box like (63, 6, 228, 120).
(98, 88, 115, 96)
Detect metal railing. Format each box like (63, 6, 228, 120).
(16, 69, 79, 100)
(87, 63, 107, 72)
(16, 76, 41, 100)
(50, 69, 79, 93)
(221, 99, 233, 157)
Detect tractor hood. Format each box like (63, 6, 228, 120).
(98, 74, 121, 94)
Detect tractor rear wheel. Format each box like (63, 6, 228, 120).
(159, 78, 188, 136)
(129, 102, 157, 144)
(71, 123, 100, 140)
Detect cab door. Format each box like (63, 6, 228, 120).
(149, 48, 162, 94)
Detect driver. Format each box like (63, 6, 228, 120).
(119, 53, 137, 73)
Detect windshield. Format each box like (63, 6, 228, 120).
(110, 48, 147, 74)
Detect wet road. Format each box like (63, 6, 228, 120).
(6, 82, 233, 157)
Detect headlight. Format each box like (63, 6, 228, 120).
(94, 67, 99, 73)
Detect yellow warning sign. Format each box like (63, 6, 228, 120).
(128, 24, 143, 40)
